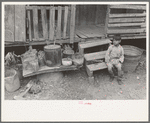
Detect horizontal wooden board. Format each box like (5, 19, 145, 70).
(107, 28, 146, 34)
(108, 33, 146, 37)
(87, 62, 107, 71)
(110, 5, 146, 10)
(109, 13, 146, 18)
(23, 65, 79, 77)
(109, 18, 145, 23)
(108, 23, 146, 27)
(109, 35, 146, 40)
(79, 39, 111, 49)
(5, 37, 83, 47)
(76, 29, 88, 38)
(84, 51, 106, 61)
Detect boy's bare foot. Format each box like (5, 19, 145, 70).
(109, 76, 114, 82)
(117, 79, 123, 85)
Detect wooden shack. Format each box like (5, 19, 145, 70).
(5, 4, 146, 47)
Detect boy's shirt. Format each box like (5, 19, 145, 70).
(105, 44, 124, 64)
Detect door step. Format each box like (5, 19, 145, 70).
(78, 38, 111, 55)
(79, 38, 111, 84)
(87, 62, 107, 72)
(84, 51, 106, 62)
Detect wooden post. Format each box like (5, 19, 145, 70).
(104, 5, 110, 38)
(5, 5, 15, 42)
(70, 5, 76, 43)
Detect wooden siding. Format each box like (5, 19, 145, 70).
(5, 5, 26, 42)
(106, 4, 146, 39)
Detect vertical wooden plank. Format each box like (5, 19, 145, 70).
(56, 6, 62, 39)
(66, 7, 71, 37)
(5, 5, 15, 42)
(70, 5, 76, 43)
(27, 10, 32, 41)
(104, 5, 110, 37)
(33, 7, 39, 39)
(41, 7, 48, 39)
(49, 6, 55, 40)
(15, 5, 26, 42)
(63, 6, 68, 39)
(75, 5, 79, 25)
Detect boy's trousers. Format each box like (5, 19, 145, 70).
(107, 60, 122, 80)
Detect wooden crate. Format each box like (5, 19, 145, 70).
(26, 5, 76, 43)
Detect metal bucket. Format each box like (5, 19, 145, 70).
(44, 45, 62, 67)
(122, 45, 143, 73)
(5, 68, 20, 92)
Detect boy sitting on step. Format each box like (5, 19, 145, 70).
(105, 34, 124, 85)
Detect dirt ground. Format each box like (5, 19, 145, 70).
(5, 53, 147, 100)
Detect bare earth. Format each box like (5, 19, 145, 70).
(5, 53, 146, 100)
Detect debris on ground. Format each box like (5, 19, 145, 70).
(13, 80, 33, 100)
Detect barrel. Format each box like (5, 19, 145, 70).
(44, 45, 62, 67)
(5, 68, 20, 92)
(122, 45, 143, 73)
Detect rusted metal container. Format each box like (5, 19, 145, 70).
(44, 45, 62, 67)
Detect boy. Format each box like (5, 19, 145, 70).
(105, 34, 124, 85)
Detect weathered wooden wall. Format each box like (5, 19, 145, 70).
(106, 4, 146, 39)
(75, 5, 107, 26)
(5, 5, 26, 42)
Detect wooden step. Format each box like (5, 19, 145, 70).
(79, 38, 110, 49)
(78, 38, 111, 55)
(87, 62, 107, 72)
(84, 51, 106, 61)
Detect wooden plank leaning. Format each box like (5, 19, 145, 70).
(49, 6, 55, 41)
(27, 10, 32, 41)
(32, 7, 39, 40)
(70, 5, 76, 43)
(56, 6, 62, 39)
(63, 6, 68, 39)
(41, 7, 48, 39)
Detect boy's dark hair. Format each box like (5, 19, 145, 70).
(113, 34, 121, 41)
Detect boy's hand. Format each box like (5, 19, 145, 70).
(117, 59, 121, 64)
(117, 59, 122, 64)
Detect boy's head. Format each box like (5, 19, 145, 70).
(113, 34, 121, 46)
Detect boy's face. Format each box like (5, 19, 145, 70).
(113, 39, 121, 46)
